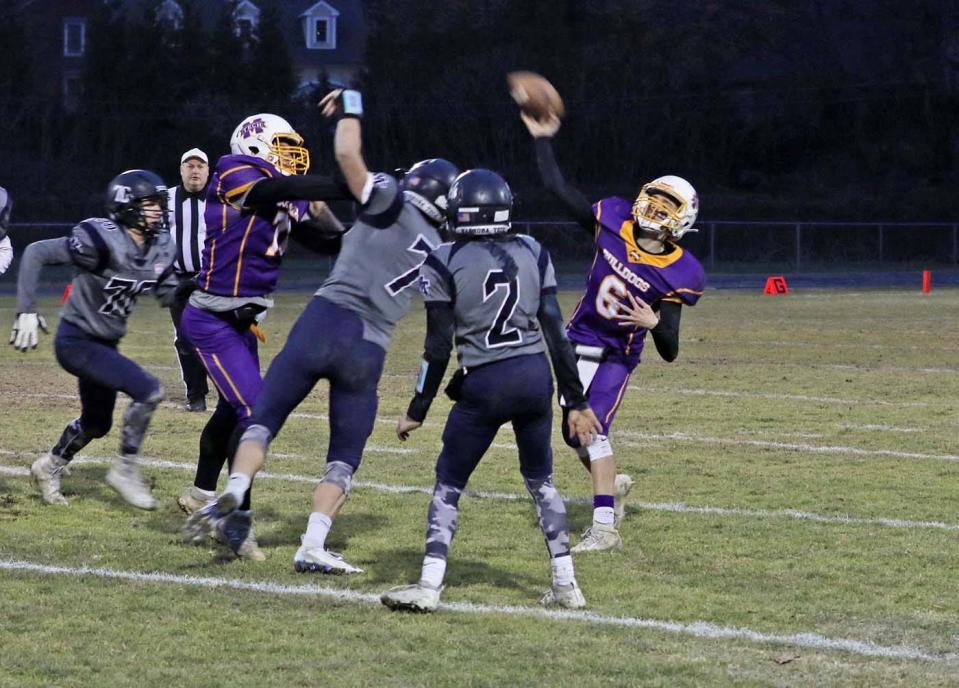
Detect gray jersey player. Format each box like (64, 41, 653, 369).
(185, 90, 460, 573)
(381, 169, 602, 612)
(13, 170, 179, 509)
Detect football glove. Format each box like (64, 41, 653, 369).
(319, 88, 363, 121)
(10, 312, 49, 352)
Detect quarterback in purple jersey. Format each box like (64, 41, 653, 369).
(523, 111, 705, 553)
(178, 112, 349, 559)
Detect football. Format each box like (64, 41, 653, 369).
(506, 71, 565, 121)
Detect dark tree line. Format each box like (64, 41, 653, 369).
(1, 0, 956, 222)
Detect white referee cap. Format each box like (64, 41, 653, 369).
(180, 148, 208, 165)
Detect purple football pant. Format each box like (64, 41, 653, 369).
(561, 354, 632, 448)
(181, 305, 261, 425)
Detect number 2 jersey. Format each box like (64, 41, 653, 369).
(418, 234, 557, 369)
(566, 196, 705, 366)
(16, 217, 177, 341)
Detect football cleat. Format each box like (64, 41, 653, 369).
(293, 543, 363, 575)
(106, 458, 156, 510)
(540, 582, 587, 609)
(380, 583, 441, 613)
(213, 510, 265, 561)
(176, 485, 215, 515)
(613, 473, 635, 527)
(183, 492, 239, 544)
(31, 453, 69, 506)
(184, 397, 206, 413)
(571, 523, 623, 553)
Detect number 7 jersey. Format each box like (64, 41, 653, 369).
(566, 197, 705, 365)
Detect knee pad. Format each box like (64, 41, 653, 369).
(320, 460, 354, 495)
(120, 387, 164, 456)
(239, 424, 273, 449)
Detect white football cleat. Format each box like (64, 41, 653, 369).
(380, 583, 441, 613)
(571, 523, 623, 553)
(106, 458, 156, 510)
(613, 473, 635, 527)
(541, 582, 587, 609)
(176, 485, 215, 515)
(293, 544, 363, 574)
(31, 453, 69, 506)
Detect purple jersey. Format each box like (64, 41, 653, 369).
(198, 154, 308, 298)
(566, 197, 705, 365)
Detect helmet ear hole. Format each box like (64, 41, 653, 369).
(248, 145, 260, 155)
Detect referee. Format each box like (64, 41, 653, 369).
(168, 148, 211, 411)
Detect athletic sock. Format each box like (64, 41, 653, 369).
(223, 473, 251, 505)
(302, 511, 332, 550)
(419, 555, 447, 590)
(593, 495, 615, 526)
(551, 554, 575, 588)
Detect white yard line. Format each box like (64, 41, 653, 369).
(0, 558, 951, 663)
(2, 452, 957, 533)
(615, 430, 959, 463)
(633, 386, 930, 407)
(840, 423, 920, 433)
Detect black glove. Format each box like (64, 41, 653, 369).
(320, 88, 364, 121)
(174, 277, 198, 302)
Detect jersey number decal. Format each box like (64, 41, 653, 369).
(483, 269, 522, 348)
(99, 277, 156, 317)
(385, 235, 435, 296)
(595, 275, 628, 319)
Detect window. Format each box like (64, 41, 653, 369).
(63, 18, 85, 57)
(233, 1, 260, 39)
(156, 0, 184, 31)
(314, 18, 328, 44)
(236, 18, 254, 40)
(302, 2, 338, 49)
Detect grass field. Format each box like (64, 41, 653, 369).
(1, 288, 958, 687)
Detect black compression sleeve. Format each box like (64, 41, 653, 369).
(406, 302, 455, 422)
(537, 292, 588, 409)
(290, 229, 342, 255)
(650, 300, 682, 362)
(244, 175, 352, 206)
(533, 137, 596, 233)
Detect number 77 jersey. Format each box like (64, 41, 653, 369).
(566, 196, 706, 364)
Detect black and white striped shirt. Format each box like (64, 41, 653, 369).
(167, 185, 207, 275)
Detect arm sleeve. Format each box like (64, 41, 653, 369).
(243, 174, 353, 207)
(291, 230, 342, 256)
(537, 291, 588, 410)
(406, 302, 455, 422)
(533, 137, 596, 234)
(290, 200, 347, 255)
(15, 237, 75, 313)
(650, 300, 682, 362)
(0, 236, 12, 275)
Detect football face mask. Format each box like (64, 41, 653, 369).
(631, 175, 699, 240)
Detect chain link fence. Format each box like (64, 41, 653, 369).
(3, 220, 958, 291)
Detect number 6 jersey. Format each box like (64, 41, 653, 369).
(16, 217, 177, 341)
(566, 197, 705, 366)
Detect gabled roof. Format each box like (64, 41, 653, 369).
(300, 2, 340, 18)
